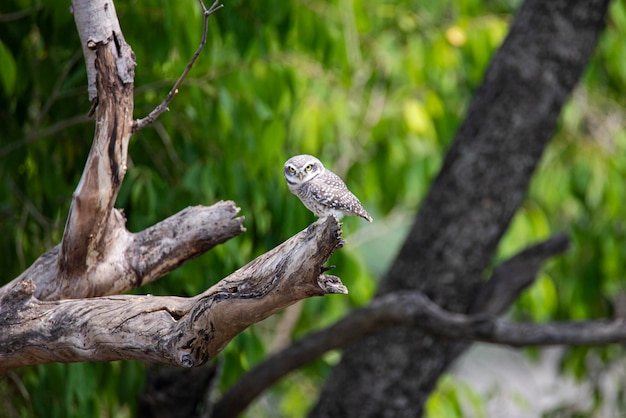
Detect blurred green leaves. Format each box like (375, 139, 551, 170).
(0, 40, 17, 95)
(426, 375, 487, 418)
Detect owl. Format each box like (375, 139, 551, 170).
(283, 154, 373, 222)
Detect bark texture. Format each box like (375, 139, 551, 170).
(311, 0, 611, 416)
(72, 0, 134, 101)
(0, 216, 345, 374)
(0, 0, 348, 375)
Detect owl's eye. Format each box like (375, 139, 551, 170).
(305, 164, 313, 171)
(289, 166, 296, 173)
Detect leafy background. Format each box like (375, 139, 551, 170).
(1, 0, 626, 416)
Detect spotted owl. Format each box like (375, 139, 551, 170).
(283, 154, 373, 222)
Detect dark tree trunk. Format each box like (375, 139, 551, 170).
(311, 0, 611, 416)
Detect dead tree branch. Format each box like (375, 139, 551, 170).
(0, 0, 349, 378)
(0, 217, 346, 375)
(72, 0, 135, 102)
(60, 0, 136, 295)
(5, 201, 244, 301)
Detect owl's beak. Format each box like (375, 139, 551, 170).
(298, 173, 303, 180)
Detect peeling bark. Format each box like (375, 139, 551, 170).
(5, 202, 245, 301)
(0, 217, 345, 375)
(0, 0, 349, 376)
(72, 0, 134, 101)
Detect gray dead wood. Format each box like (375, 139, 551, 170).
(0, 217, 345, 375)
(0, 0, 347, 376)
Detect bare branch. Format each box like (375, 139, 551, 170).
(1, 0, 351, 387)
(127, 203, 245, 290)
(213, 234, 572, 417)
(72, 0, 135, 101)
(59, 4, 136, 281)
(214, 289, 626, 418)
(16, 201, 244, 300)
(471, 232, 571, 315)
(133, 0, 224, 131)
(0, 217, 346, 375)
(443, 232, 571, 361)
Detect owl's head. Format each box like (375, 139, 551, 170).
(283, 154, 324, 188)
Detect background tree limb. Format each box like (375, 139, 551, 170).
(312, 0, 611, 415)
(213, 233, 571, 417)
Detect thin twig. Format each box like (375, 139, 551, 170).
(133, 0, 223, 132)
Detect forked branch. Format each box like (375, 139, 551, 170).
(0, 217, 346, 375)
(11, 201, 244, 301)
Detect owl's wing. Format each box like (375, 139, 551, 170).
(307, 171, 365, 212)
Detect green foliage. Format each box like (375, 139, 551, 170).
(425, 375, 487, 418)
(2, 0, 626, 416)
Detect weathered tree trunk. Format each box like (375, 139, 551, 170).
(0, 0, 347, 374)
(311, 0, 611, 416)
